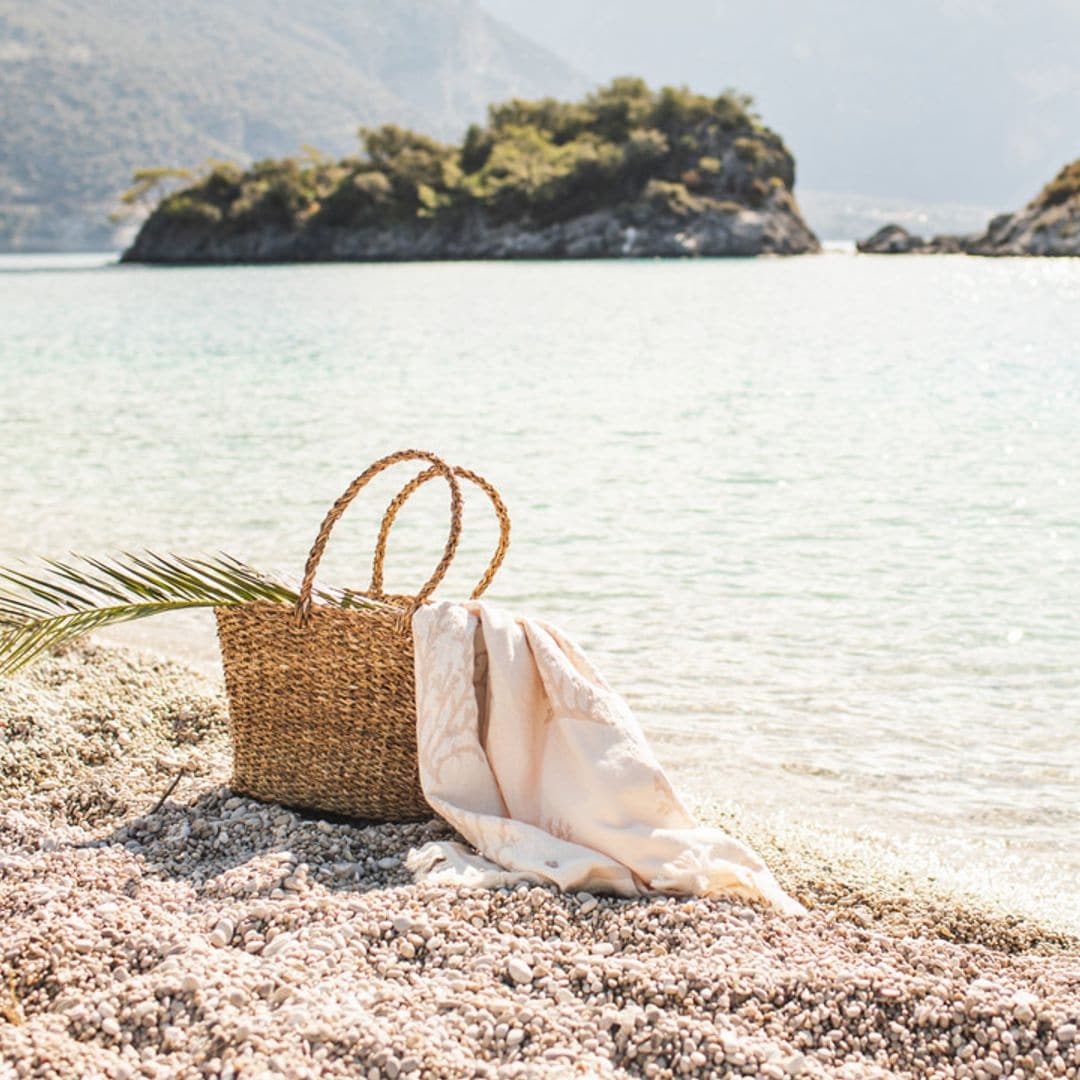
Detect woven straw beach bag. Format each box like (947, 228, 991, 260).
(215, 449, 510, 821)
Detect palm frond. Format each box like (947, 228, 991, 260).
(0, 551, 389, 677)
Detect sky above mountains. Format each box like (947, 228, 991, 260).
(482, 0, 1080, 213)
(3, 0, 1077, 248)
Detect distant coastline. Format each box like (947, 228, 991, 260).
(857, 158, 1080, 257)
(121, 80, 820, 264)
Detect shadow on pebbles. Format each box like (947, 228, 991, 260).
(1, 642, 1077, 1079)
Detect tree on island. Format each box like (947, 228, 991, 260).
(111, 167, 195, 223)
(132, 78, 797, 233)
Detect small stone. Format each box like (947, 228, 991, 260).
(507, 958, 533, 985)
(784, 1053, 807, 1076)
(162, 1025, 185, 1049)
(262, 932, 296, 959)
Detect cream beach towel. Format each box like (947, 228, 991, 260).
(406, 601, 803, 915)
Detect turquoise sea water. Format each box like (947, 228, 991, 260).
(1, 253, 1077, 926)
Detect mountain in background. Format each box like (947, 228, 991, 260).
(0, 0, 587, 250)
(6, 0, 1077, 250)
(481, 0, 1080, 239)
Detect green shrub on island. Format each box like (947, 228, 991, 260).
(139, 78, 798, 237)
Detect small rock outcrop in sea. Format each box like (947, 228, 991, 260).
(855, 224, 923, 254)
(855, 224, 967, 254)
(122, 79, 820, 263)
(857, 158, 1080, 257)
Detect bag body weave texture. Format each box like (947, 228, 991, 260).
(215, 449, 509, 821)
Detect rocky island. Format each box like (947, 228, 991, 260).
(121, 79, 819, 263)
(855, 224, 966, 255)
(858, 158, 1080, 256)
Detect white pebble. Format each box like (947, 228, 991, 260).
(262, 932, 297, 959)
(507, 957, 534, 985)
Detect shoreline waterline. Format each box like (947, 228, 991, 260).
(82, 630, 1080, 941)
(4, 254, 1079, 958)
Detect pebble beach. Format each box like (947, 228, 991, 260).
(1, 643, 1077, 1079)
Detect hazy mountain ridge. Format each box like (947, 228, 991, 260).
(0, 0, 587, 250)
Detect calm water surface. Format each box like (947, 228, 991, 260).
(1, 254, 1077, 925)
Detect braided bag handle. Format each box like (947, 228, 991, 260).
(370, 464, 510, 601)
(296, 449, 462, 623)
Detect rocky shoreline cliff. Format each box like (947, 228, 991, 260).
(123, 192, 817, 262)
(122, 80, 819, 263)
(857, 158, 1080, 256)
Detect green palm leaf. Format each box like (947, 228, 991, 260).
(0, 551, 389, 677)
